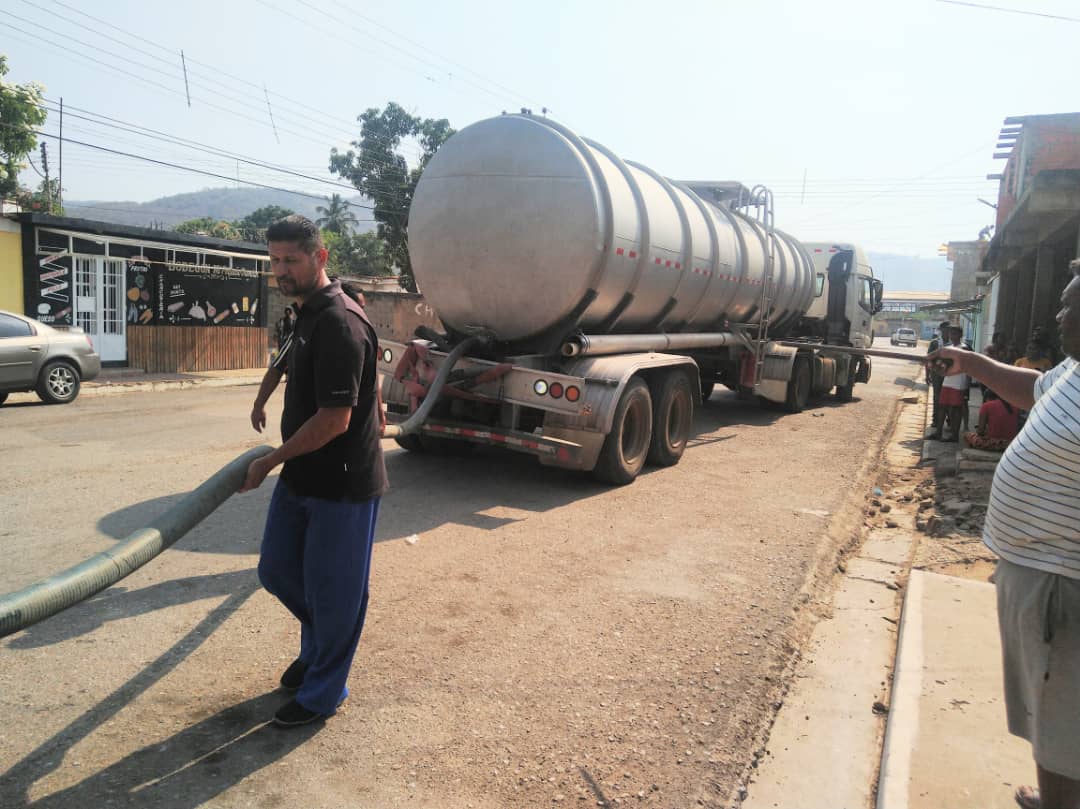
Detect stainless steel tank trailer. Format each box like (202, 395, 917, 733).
(380, 114, 883, 484)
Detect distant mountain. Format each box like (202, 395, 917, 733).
(867, 252, 951, 293)
(64, 187, 375, 232)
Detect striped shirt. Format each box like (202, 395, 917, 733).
(983, 357, 1080, 578)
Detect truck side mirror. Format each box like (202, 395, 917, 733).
(871, 279, 884, 314)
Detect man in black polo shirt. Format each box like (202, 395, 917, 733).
(240, 215, 388, 727)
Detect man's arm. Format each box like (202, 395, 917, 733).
(251, 366, 284, 433)
(928, 347, 1040, 410)
(240, 405, 351, 492)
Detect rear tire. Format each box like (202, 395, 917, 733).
(783, 358, 811, 413)
(647, 371, 693, 467)
(593, 377, 652, 485)
(36, 361, 81, 404)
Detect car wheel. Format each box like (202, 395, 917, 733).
(36, 360, 81, 404)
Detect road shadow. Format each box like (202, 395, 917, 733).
(96, 483, 269, 554)
(6, 569, 257, 650)
(0, 586, 263, 808)
(4, 691, 316, 809)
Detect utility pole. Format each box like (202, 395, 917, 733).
(40, 142, 52, 211)
(58, 97, 63, 211)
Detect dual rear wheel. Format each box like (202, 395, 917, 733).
(592, 370, 694, 485)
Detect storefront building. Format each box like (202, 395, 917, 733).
(11, 214, 271, 372)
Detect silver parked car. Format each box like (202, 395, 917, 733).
(0, 309, 102, 405)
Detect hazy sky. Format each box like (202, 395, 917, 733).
(3, 0, 1078, 258)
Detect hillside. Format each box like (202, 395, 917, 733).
(64, 187, 375, 232)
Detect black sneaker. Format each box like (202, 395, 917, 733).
(279, 659, 308, 692)
(273, 699, 326, 728)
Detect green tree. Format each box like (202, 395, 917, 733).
(329, 102, 454, 292)
(0, 55, 48, 199)
(315, 193, 359, 235)
(174, 217, 242, 240)
(324, 229, 390, 277)
(234, 204, 294, 241)
(15, 177, 61, 215)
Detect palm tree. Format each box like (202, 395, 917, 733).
(315, 194, 359, 234)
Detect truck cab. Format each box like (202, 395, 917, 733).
(800, 242, 882, 348)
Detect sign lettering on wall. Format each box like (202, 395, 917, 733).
(158, 262, 261, 327)
(33, 251, 73, 326)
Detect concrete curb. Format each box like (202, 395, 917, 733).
(740, 392, 926, 809)
(81, 375, 261, 397)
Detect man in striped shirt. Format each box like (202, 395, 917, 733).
(930, 259, 1080, 809)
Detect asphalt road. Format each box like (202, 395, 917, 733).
(0, 344, 924, 809)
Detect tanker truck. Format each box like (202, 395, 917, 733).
(377, 114, 884, 484)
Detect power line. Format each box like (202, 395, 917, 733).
(324, 0, 548, 113)
(937, 0, 1080, 23)
(1, 122, 390, 215)
(2, 10, 364, 151)
(34, 100, 420, 204)
(5, 7, 477, 198)
(41, 0, 401, 145)
(292, 0, 523, 108)
(35, 97, 421, 197)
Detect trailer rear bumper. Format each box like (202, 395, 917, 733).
(392, 418, 593, 469)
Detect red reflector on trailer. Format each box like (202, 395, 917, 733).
(549, 382, 564, 399)
(565, 386, 580, 402)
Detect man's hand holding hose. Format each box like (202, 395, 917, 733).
(925, 345, 1041, 412)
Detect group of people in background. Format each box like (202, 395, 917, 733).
(926, 319, 1058, 450)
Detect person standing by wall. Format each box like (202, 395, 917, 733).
(276, 306, 295, 353)
(928, 258, 1080, 809)
(926, 320, 953, 439)
(939, 326, 970, 441)
(240, 215, 388, 728)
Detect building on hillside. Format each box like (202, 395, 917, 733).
(978, 112, 1080, 358)
(874, 290, 950, 338)
(2, 213, 271, 371)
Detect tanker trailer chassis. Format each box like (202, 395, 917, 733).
(379, 337, 701, 485)
(378, 329, 867, 485)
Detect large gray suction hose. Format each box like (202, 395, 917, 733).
(0, 445, 273, 639)
(381, 335, 483, 439)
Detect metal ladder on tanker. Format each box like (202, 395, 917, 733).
(737, 185, 777, 389)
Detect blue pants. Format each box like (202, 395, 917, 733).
(258, 480, 380, 715)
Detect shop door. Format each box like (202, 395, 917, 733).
(74, 257, 126, 363)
